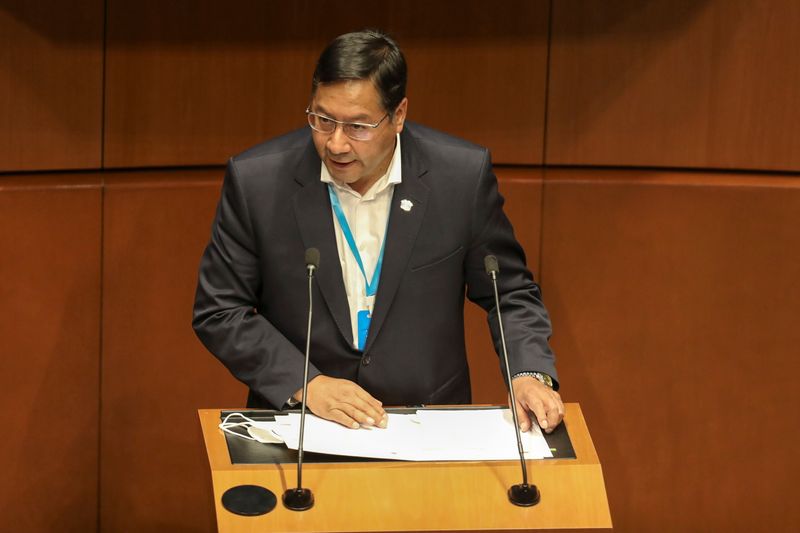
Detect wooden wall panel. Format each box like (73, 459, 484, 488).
(103, 0, 547, 168)
(0, 175, 101, 532)
(400, 1, 549, 165)
(541, 169, 800, 531)
(467, 168, 544, 404)
(101, 170, 245, 532)
(0, 1, 103, 171)
(547, 0, 800, 171)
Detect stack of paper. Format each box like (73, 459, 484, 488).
(254, 408, 552, 461)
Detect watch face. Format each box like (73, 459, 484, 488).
(534, 372, 553, 388)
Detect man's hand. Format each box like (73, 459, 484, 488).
(510, 376, 564, 434)
(294, 375, 388, 429)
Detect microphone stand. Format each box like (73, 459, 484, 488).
(485, 255, 541, 507)
(282, 249, 319, 511)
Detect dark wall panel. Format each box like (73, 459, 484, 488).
(541, 169, 800, 531)
(103, 0, 547, 168)
(0, 1, 103, 171)
(467, 169, 544, 404)
(0, 175, 101, 532)
(400, 1, 549, 165)
(546, 0, 800, 171)
(101, 171, 245, 532)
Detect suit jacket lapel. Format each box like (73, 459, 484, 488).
(363, 129, 430, 354)
(292, 140, 354, 347)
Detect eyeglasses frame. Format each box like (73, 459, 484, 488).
(305, 108, 390, 141)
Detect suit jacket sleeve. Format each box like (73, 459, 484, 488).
(463, 150, 559, 389)
(192, 160, 321, 407)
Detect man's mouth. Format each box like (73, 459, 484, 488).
(329, 158, 355, 168)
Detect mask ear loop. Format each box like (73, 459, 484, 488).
(218, 412, 260, 441)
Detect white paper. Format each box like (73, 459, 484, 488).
(414, 409, 553, 460)
(269, 408, 553, 461)
(272, 412, 422, 460)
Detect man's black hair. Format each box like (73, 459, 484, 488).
(312, 29, 407, 113)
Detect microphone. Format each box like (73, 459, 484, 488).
(305, 247, 320, 274)
(484, 255, 541, 507)
(282, 248, 320, 511)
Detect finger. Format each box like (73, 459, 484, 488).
(527, 397, 548, 432)
(354, 388, 386, 421)
(554, 393, 565, 418)
(337, 400, 382, 428)
(343, 390, 385, 426)
(553, 391, 565, 416)
(358, 387, 386, 418)
(541, 392, 565, 433)
(325, 408, 361, 430)
(544, 398, 562, 433)
(510, 394, 532, 432)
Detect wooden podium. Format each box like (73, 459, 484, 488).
(199, 403, 611, 532)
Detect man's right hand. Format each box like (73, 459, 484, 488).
(293, 375, 387, 429)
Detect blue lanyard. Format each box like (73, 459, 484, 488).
(328, 184, 387, 297)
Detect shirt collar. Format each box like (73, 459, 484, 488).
(320, 133, 402, 199)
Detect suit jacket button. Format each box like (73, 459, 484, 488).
(362, 355, 371, 366)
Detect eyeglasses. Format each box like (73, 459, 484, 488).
(305, 109, 389, 141)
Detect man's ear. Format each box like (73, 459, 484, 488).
(393, 97, 409, 132)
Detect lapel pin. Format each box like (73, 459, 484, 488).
(400, 199, 413, 212)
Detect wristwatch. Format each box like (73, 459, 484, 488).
(513, 371, 554, 388)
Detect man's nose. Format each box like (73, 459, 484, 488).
(327, 126, 351, 154)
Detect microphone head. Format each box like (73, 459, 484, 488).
(484, 255, 499, 276)
(305, 248, 320, 270)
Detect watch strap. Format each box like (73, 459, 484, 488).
(512, 371, 554, 388)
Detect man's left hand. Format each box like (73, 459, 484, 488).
(510, 376, 564, 434)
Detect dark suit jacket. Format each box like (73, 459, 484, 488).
(192, 122, 557, 409)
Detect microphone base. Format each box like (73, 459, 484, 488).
(508, 483, 540, 507)
(282, 488, 314, 511)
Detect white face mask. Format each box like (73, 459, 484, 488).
(218, 412, 284, 444)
